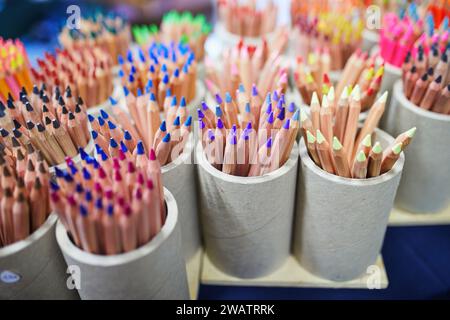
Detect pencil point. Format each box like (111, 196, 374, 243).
(392, 143, 402, 155)
(372, 142, 382, 154)
(406, 127, 417, 138)
(332, 137, 343, 150)
(362, 134, 372, 147)
(137, 141, 144, 155)
(180, 96, 186, 107)
(311, 92, 319, 106)
(351, 85, 361, 101)
(356, 150, 366, 162)
(316, 130, 326, 144)
(328, 87, 335, 101)
(306, 131, 316, 143)
(225, 92, 232, 103)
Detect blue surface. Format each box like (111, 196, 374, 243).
(198, 226, 450, 300)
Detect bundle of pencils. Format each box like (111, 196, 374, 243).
(301, 86, 416, 178)
(59, 13, 130, 65)
(293, 12, 364, 71)
(293, 54, 332, 104)
(0, 85, 90, 166)
(89, 102, 192, 167)
(379, 11, 424, 67)
(132, 11, 212, 61)
(217, 0, 278, 37)
(401, 46, 450, 114)
(0, 38, 33, 103)
(32, 47, 114, 108)
(291, 0, 362, 23)
(0, 144, 50, 247)
(335, 49, 385, 111)
(199, 88, 299, 177)
(204, 36, 288, 101)
(50, 145, 165, 255)
(118, 41, 197, 105)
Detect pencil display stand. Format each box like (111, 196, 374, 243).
(0, 214, 79, 300)
(294, 128, 404, 282)
(162, 133, 201, 261)
(389, 81, 450, 214)
(56, 188, 189, 300)
(362, 29, 380, 53)
(196, 141, 299, 279)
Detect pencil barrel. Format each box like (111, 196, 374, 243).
(294, 128, 404, 281)
(56, 188, 189, 300)
(0, 214, 79, 299)
(390, 81, 450, 213)
(370, 46, 402, 131)
(196, 141, 298, 279)
(162, 133, 201, 260)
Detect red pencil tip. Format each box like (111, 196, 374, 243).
(146, 179, 154, 190)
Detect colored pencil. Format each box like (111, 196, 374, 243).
(58, 13, 131, 65)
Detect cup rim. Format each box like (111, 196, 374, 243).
(55, 188, 178, 266)
(299, 127, 405, 186)
(394, 80, 450, 122)
(196, 139, 299, 185)
(0, 213, 57, 258)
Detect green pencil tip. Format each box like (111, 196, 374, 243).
(306, 131, 316, 143)
(392, 143, 402, 155)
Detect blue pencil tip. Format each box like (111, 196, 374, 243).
(184, 115, 192, 127)
(245, 102, 251, 113)
(97, 117, 105, 126)
(137, 141, 144, 155)
(109, 97, 117, 105)
(201, 101, 209, 111)
(82, 167, 91, 180)
(225, 92, 232, 103)
(293, 109, 300, 121)
(91, 130, 98, 139)
(80, 205, 88, 216)
(199, 119, 205, 129)
(283, 119, 290, 130)
(88, 114, 95, 122)
(110, 138, 118, 148)
(124, 130, 132, 140)
(238, 84, 245, 93)
(107, 120, 116, 130)
(215, 106, 222, 117)
(54, 167, 64, 178)
(268, 112, 274, 124)
(123, 86, 129, 96)
(137, 88, 142, 97)
(160, 120, 167, 132)
(180, 97, 186, 107)
(246, 122, 252, 130)
(79, 147, 88, 160)
(166, 88, 171, 97)
(266, 137, 272, 148)
(120, 141, 128, 153)
(173, 116, 180, 126)
(50, 180, 59, 191)
(171, 96, 177, 106)
(163, 133, 171, 143)
(252, 84, 258, 96)
(150, 92, 156, 101)
(217, 118, 224, 129)
(197, 108, 205, 119)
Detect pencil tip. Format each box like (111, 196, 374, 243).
(406, 127, 417, 138)
(372, 142, 382, 154)
(362, 134, 372, 147)
(311, 92, 319, 105)
(149, 148, 157, 160)
(392, 143, 402, 155)
(316, 130, 326, 144)
(332, 137, 342, 150)
(356, 150, 366, 162)
(351, 85, 361, 101)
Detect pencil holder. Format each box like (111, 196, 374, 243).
(162, 133, 201, 260)
(196, 141, 299, 279)
(362, 29, 379, 53)
(390, 81, 450, 213)
(0, 213, 79, 300)
(56, 188, 189, 300)
(294, 128, 404, 281)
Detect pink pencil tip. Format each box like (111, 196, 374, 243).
(146, 179, 154, 190)
(149, 149, 157, 160)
